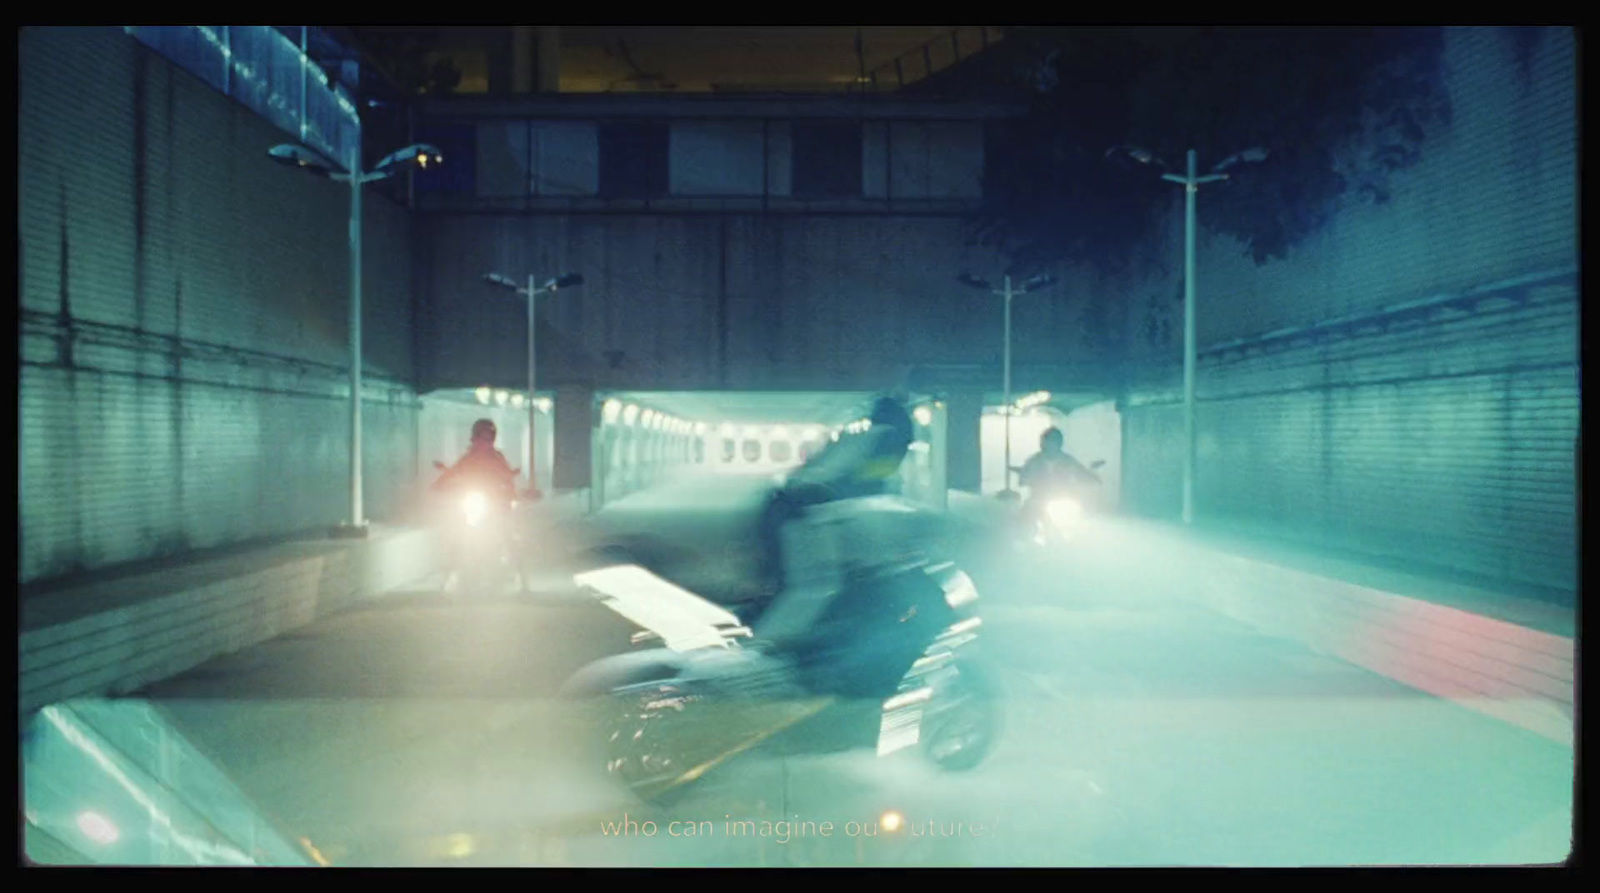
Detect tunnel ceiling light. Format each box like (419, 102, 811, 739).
(537, 398, 552, 413)
(1015, 390, 1051, 410)
(511, 394, 525, 408)
(623, 404, 639, 425)
(914, 406, 933, 427)
(772, 425, 789, 439)
(494, 390, 509, 406)
(475, 387, 492, 405)
(603, 399, 621, 423)
(694, 423, 708, 435)
(720, 423, 735, 437)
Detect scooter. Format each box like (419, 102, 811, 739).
(561, 496, 1000, 804)
(431, 460, 523, 598)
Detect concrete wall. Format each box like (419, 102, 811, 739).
(18, 27, 422, 584)
(1116, 27, 1578, 598)
(414, 212, 1114, 393)
(1197, 27, 1576, 346)
(20, 525, 442, 718)
(458, 115, 985, 203)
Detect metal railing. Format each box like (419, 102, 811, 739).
(861, 27, 1004, 92)
(121, 26, 361, 166)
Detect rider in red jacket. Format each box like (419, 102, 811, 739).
(434, 419, 519, 506)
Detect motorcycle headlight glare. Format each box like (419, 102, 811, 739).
(462, 492, 488, 527)
(1046, 497, 1082, 527)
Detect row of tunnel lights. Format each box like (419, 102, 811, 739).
(997, 391, 1052, 415)
(472, 390, 1004, 431)
(592, 400, 940, 442)
(473, 387, 552, 413)
(601, 400, 705, 436)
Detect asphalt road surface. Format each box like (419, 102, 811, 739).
(136, 474, 1574, 866)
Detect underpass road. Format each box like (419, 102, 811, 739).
(135, 476, 1573, 867)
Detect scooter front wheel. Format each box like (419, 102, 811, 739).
(919, 663, 1001, 772)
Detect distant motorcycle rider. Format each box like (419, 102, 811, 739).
(433, 419, 519, 507)
(1014, 427, 1099, 511)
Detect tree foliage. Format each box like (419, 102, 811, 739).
(350, 30, 463, 96)
(975, 26, 1451, 275)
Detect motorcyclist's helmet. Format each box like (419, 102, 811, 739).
(471, 419, 497, 444)
(1040, 427, 1064, 451)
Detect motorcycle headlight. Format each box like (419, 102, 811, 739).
(1045, 497, 1082, 528)
(461, 492, 488, 527)
(941, 569, 979, 609)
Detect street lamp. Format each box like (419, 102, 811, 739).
(269, 140, 443, 535)
(482, 270, 585, 498)
(956, 271, 1057, 499)
(1107, 145, 1267, 524)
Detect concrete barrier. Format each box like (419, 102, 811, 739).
(1096, 518, 1575, 748)
(19, 525, 443, 718)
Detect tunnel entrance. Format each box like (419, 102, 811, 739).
(591, 391, 947, 509)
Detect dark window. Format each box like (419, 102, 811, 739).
(743, 440, 762, 462)
(769, 440, 792, 463)
(791, 120, 863, 198)
(723, 439, 737, 462)
(599, 121, 669, 198)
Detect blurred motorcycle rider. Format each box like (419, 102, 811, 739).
(434, 419, 519, 508)
(1014, 427, 1099, 513)
(753, 395, 916, 599)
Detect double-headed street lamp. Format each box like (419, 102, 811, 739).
(956, 271, 1057, 499)
(482, 271, 585, 498)
(1108, 145, 1267, 524)
(269, 139, 443, 535)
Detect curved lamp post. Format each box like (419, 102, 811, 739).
(269, 140, 443, 534)
(1107, 145, 1267, 524)
(483, 271, 585, 498)
(956, 271, 1057, 499)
